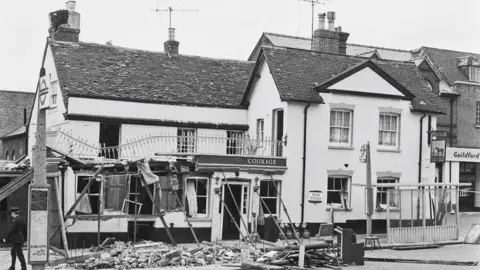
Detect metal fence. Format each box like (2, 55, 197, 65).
(386, 186, 460, 244)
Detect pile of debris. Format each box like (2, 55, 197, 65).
(76, 241, 253, 269)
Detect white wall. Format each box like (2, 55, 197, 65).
(294, 93, 436, 222)
(28, 45, 68, 158)
(68, 97, 248, 125)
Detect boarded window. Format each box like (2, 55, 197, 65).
(104, 175, 128, 211)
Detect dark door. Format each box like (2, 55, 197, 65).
(273, 109, 284, 156)
(222, 184, 242, 240)
(459, 162, 475, 212)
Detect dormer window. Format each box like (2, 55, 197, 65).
(469, 67, 480, 82)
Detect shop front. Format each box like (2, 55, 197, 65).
(193, 154, 287, 242)
(444, 147, 480, 211)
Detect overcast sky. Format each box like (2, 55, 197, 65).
(1, 0, 479, 93)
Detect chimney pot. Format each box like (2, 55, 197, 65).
(327, 11, 336, 31)
(66, 0, 76, 12)
(318, 13, 326, 30)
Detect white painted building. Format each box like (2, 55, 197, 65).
(26, 3, 446, 247)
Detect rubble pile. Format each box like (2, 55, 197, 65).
(76, 241, 252, 269)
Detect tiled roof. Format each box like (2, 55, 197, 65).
(1, 126, 27, 139)
(0, 90, 34, 137)
(50, 40, 254, 109)
(259, 46, 445, 114)
(421, 46, 480, 86)
(256, 33, 414, 62)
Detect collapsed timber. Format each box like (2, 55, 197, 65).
(67, 239, 346, 269)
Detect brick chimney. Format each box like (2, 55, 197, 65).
(312, 11, 350, 54)
(48, 0, 81, 42)
(164, 28, 179, 56)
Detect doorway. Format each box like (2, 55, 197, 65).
(222, 184, 242, 240)
(459, 162, 475, 212)
(272, 109, 284, 157)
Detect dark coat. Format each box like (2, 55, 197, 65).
(5, 216, 26, 244)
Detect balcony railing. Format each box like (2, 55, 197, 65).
(47, 129, 285, 162)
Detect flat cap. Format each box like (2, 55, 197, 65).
(8, 207, 20, 212)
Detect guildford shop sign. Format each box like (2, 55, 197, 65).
(445, 147, 480, 162)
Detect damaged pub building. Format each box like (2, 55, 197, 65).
(5, 1, 448, 250)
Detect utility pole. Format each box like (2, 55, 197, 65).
(151, 6, 199, 29)
(360, 142, 373, 236)
(300, 0, 328, 48)
(28, 68, 51, 270)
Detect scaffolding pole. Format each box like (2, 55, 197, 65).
(268, 175, 300, 243)
(221, 172, 255, 246)
(175, 191, 200, 247)
(254, 188, 291, 246)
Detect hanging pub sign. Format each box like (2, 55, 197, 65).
(28, 186, 50, 264)
(38, 68, 50, 111)
(308, 190, 323, 203)
(431, 139, 446, 163)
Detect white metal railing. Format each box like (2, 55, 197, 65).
(47, 129, 285, 161)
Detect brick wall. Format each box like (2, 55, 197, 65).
(456, 84, 480, 147)
(312, 30, 340, 54)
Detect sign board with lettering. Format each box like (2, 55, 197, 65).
(446, 147, 480, 162)
(38, 77, 50, 111)
(27, 186, 50, 264)
(431, 140, 446, 163)
(194, 155, 287, 169)
(308, 190, 323, 203)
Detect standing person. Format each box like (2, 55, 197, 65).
(3, 207, 26, 270)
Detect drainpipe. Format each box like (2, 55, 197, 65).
(300, 103, 311, 226)
(449, 98, 454, 183)
(419, 113, 427, 183)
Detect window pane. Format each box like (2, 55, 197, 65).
(197, 197, 207, 214)
(327, 191, 340, 204)
(330, 112, 336, 126)
(263, 198, 277, 214)
(196, 179, 208, 196)
(260, 182, 268, 196)
(391, 116, 398, 130)
(343, 111, 350, 128)
(328, 177, 334, 190)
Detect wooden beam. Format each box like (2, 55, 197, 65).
(65, 214, 163, 220)
(53, 178, 69, 258)
(139, 175, 176, 246)
(49, 165, 104, 242)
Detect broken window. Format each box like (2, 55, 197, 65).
(226, 131, 244, 155)
(376, 178, 399, 210)
(185, 177, 209, 218)
(327, 177, 349, 209)
(260, 181, 280, 215)
(124, 176, 153, 214)
(177, 128, 196, 153)
(99, 123, 121, 159)
(75, 175, 101, 214)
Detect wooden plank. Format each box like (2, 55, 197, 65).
(49, 165, 104, 242)
(364, 257, 479, 266)
(298, 245, 305, 267)
(53, 178, 69, 258)
(139, 175, 176, 246)
(241, 262, 284, 270)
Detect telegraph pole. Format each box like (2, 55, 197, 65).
(28, 68, 51, 269)
(151, 6, 199, 29)
(360, 142, 373, 236)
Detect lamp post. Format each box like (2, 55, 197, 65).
(360, 142, 373, 236)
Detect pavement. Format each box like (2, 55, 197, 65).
(0, 212, 479, 269)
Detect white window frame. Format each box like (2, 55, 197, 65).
(226, 130, 245, 155)
(259, 180, 281, 216)
(75, 174, 103, 215)
(378, 113, 400, 149)
(256, 118, 264, 141)
(50, 80, 59, 107)
(326, 176, 351, 209)
(476, 101, 480, 127)
(376, 177, 399, 210)
(329, 109, 353, 147)
(469, 66, 480, 82)
(177, 128, 197, 153)
(185, 177, 210, 218)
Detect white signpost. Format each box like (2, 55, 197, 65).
(28, 187, 50, 263)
